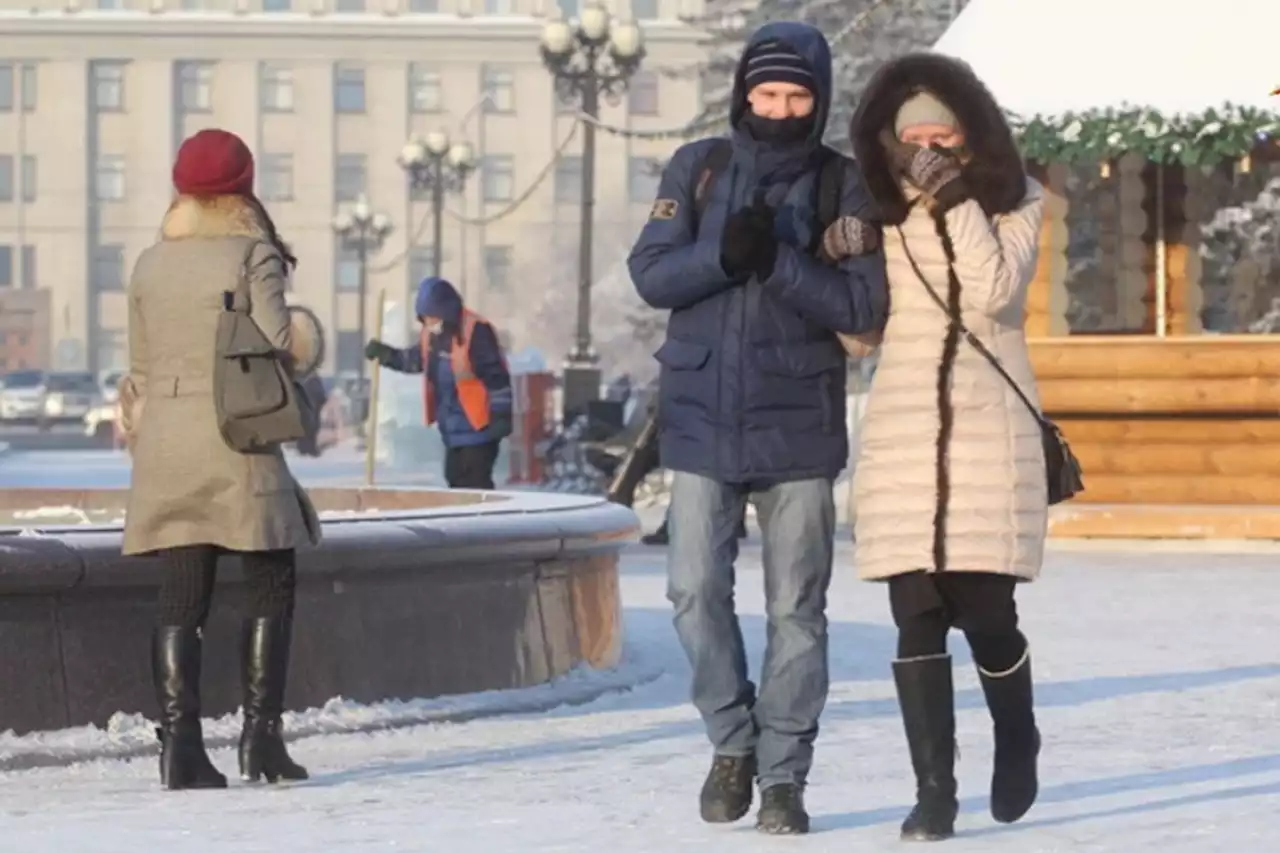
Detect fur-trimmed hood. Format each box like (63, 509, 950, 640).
(161, 194, 270, 242)
(850, 52, 1026, 226)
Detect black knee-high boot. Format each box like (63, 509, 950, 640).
(977, 647, 1039, 823)
(893, 654, 958, 841)
(238, 616, 309, 783)
(152, 626, 228, 790)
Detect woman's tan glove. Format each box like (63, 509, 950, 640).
(118, 375, 144, 455)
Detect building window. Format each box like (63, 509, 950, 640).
(0, 156, 11, 202)
(334, 0, 366, 9)
(628, 71, 659, 115)
(0, 246, 10, 287)
(95, 155, 126, 201)
(21, 155, 35, 203)
(20, 245, 35, 289)
(555, 156, 582, 205)
(262, 0, 292, 10)
(335, 243, 361, 292)
(176, 61, 214, 113)
(259, 62, 294, 112)
(91, 62, 126, 112)
(92, 245, 126, 292)
(334, 63, 366, 113)
(482, 155, 514, 203)
(407, 0, 439, 10)
(0, 64, 36, 113)
(408, 246, 436, 289)
(481, 66, 515, 114)
(409, 64, 443, 113)
(259, 154, 294, 202)
(631, 0, 658, 18)
(557, 0, 579, 17)
(482, 245, 513, 291)
(628, 156, 661, 203)
(96, 0, 124, 8)
(20, 64, 36, 111)
(484, 0, 514, 12)
(334, 154, 367, 203)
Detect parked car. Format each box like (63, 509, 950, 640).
(0, 370, 47, 425)
(39, 372, 100, 427)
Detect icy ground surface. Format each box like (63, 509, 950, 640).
(1, 542, 1278, 852)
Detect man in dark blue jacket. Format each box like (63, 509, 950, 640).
(627, 22, 887, 834)
(365, 276, 513, 489)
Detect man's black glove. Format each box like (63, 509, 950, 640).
(720, 195, 778, 279)
(364, 339, 395, 366)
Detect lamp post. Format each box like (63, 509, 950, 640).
(540, 5, 645, 421)
(398, 129, 476, 278)
(332, 194, 393, 387)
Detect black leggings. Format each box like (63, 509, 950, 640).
(889, 571, 1027, 673)
(156, 546, 297, 628)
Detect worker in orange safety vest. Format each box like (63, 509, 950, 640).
(364, 276, 513, 489)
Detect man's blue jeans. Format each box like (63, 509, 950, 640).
(666, 471, 835, 791)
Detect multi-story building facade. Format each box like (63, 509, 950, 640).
(0, 0, 705, 374)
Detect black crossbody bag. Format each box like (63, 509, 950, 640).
(896, 225, 1084, 506)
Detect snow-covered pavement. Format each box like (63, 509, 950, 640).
(1, 542, 1277, 851)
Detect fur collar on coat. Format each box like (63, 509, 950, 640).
(850, 52, 1026, 226)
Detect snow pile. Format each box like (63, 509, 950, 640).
(0, 649, 662, 773)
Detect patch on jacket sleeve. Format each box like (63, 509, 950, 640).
(650, 198, 679, 220)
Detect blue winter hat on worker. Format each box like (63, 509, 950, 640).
(414, 276, 463, 324)
(742, 37, 816, 93)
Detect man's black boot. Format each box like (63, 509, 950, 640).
(893, 655, 959, 841)
(152, 626, 228, 791)
(978, 647, 1039, 823)
(238, 616, 309, 783)
(755, 783, 810, 834)
(700, 753, 756, 823)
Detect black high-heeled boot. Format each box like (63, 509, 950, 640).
(238, 616, 309, 783)
(152, 626, 228, 791)
(893, 654, 959, 841)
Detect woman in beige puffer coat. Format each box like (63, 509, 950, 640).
(824, 53, 1046, 842)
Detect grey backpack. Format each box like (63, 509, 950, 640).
(213, 240, 313, 453)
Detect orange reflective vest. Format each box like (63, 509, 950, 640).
(421, 309, 501, 432)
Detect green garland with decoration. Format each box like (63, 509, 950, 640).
(1010, 103, 1280, 167)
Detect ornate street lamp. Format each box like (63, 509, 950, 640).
(398, 129, 476, 278)
(332, 194, 393, 386)
(540, 4, 645, 420)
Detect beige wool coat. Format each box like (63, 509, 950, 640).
(121, 195, 321, 557)
(853, 179, 1048, 581)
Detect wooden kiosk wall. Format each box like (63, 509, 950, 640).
(1025, 155, 1280, 539)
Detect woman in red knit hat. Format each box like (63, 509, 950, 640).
(120, 128, 316, 790)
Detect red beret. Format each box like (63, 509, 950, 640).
(172, 129, 255, 197)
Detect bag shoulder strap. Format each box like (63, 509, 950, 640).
(894, 225, 1045, 425)
(692, 139, 733, 229)
(224, 238, 263, 315)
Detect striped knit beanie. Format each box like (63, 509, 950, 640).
(742, 39, 815, 93)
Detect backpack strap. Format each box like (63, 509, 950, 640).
(815, 147, 845, 233)
(691, 139, 733, 234)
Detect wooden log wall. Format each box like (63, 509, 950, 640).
(1029, 336, 1280, 505)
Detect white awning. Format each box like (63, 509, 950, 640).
(933, 0, 1280, 117)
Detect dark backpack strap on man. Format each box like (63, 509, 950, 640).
(814, 147, 845, 233)
(691, 139, 733, 234)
